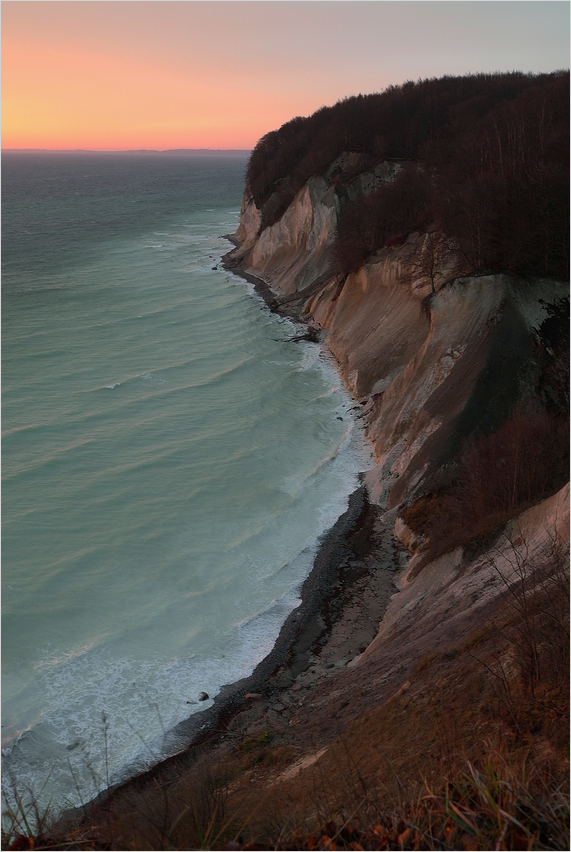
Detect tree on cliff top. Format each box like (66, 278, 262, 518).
(248, 71, 569, 280)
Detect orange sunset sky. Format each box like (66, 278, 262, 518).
(2, 1, 569, 151)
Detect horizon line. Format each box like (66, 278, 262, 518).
(2, 147, 252, 154)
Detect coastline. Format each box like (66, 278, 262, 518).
(72, 482, 406, 825)
(62, 244, 405, 826)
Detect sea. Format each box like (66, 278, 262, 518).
(1, 151, 372, 817)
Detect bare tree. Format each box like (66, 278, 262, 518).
(411, 231, 444, 294)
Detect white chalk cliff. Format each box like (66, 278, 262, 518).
(225, 157, 569, 656)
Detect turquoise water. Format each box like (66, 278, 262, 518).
(1, 153, 370, 814)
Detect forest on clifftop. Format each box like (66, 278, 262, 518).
(247, 71, 569, 279)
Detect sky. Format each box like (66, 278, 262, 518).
(2, 1, 569, 151)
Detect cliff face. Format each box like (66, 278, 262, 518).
(233, 179, 337, 295)
(226, 167, 568, 528)
(225, 169, 570, 733)
(232, 156, 400, 299)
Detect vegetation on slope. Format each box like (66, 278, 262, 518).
(247, 72, 569, 279)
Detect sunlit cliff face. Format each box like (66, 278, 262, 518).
(227, 72, 569, 550)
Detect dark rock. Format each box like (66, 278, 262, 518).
(198, 691, 209, 701)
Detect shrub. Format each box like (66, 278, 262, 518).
(402, 403, 569, 558)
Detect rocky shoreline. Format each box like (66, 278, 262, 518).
(62, 246, 404, 824)
(70, 483, 407, 823)
(78, 224, 568, 823)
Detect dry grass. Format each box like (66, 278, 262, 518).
(4, 646, 568, 850)
(401, 404, 569, 569)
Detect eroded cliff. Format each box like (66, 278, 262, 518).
(225, 166, 569, 564)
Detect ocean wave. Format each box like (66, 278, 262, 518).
(2, 436, 95, 480)
(1, 715, 42, 749)
(33, 641, 96, 672)
(2, 421, 45, 438)
(232, 589, 302, 631)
